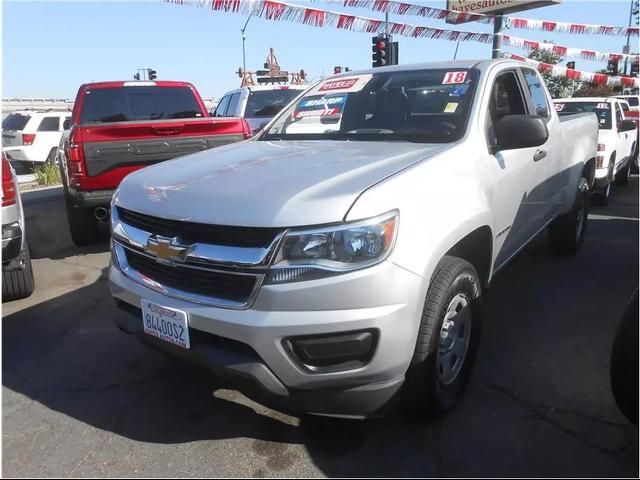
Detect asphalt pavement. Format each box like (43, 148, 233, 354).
(3, 179, 639, 477)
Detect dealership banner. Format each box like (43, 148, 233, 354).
(506, 53, 640, 88)
(339, 0, 639, 36)
(167, 0, 639, 64)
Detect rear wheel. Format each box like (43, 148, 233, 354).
(45, 147, 58, 166)
(2, 243, 35, 301)
(615, 158, 631, 186)
(402, 256, 482, 418)
(594, 181, 611, 206)
(548, 176, 589, 255)
(66, 199, 101, 246)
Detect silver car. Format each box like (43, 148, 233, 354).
(2, 151, 34, 300)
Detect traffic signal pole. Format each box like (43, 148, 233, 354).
(492, 15, 503, 59)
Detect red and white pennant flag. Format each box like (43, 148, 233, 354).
(505, 53, 640, 89)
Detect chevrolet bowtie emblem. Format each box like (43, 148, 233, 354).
(144, 235, 191, 265)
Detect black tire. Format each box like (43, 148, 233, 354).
(615, 157, 632, 185)
(593, 181, 611, 206)
(66, 199, 101, 246)
(2, 244, 35, 301)
(45, 147, 58, 165)
(610, 290, 638, 425)
(548, 176, 589, 255)
(402, 256, 482, 418)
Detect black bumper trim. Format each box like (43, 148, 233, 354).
(67, 189, 116, 208)
(114, 300, 403, 418)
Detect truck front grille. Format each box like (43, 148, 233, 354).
(117, 207, 280, 248)
(124, 249, 258, 304)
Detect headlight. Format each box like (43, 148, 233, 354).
(265, 211, 398, 284)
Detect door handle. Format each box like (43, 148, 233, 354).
(533, 149, 547, 162)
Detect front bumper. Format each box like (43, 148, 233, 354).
(110, 259, 426, 418)
(2, 222, 23, 264)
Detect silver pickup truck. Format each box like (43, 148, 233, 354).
(110, 59, 598, 419)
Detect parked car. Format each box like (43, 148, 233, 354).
(110, 60, 599, 419)
(2, 110, 70, 165)
(2, 152, 34, 301)
(616, 94, 639, 113)
(212, 85, 307, 134)
(618, 98, 640, 173)
(554, 97, 637, 204)
(610, 289, 638, 425)
(59, 80, 253, 246)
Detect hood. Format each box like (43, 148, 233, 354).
(115, 140, 447, 227)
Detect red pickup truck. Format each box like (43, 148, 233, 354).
(59, 80, 252, 246)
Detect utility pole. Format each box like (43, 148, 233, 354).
(241, 12, 254, 73)
(623, 0, 634, 76)
(492, 15, 503, 59)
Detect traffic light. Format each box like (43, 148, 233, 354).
(566, 61, 575, 70)
(390, 41, 399, 66)
(372, 36, 389, 68)
(334, 66, 342, 74)
(148, 69, 157, 80)
(134, 72, 141, 80)
(607, 58, 619, 75)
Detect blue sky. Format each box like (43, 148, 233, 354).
(2, 0, 637, 99)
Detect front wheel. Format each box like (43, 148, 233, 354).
(402, 256, 482, 418)
(548, 176, 589, 255)
(615, 158, 631, 186)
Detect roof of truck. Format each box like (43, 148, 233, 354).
(79, 81, 196, 89)
(329, 59, 517, 77)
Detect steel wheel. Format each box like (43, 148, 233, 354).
(437, 293, 472, 385)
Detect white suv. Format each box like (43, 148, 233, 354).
(2, 110, 70, 164)
(212, 85, 307, 134)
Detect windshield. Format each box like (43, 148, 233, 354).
(2, 113, 31, 131)
(261, 68, 479, 143)
(554, 101, 612, 129)
(245, 89, 303, 118)
(79, 86, 204, 124)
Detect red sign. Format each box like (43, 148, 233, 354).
(319, 79, 359, 91)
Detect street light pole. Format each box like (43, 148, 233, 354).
(623, 0, 634, 76)
(241, 12, 254, 72)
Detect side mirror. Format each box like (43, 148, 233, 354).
(63, 119, 72, 130)
(494, 115, 549, 151)
(619, 119, 637, 132)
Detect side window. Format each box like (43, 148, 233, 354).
(213, 95, 231, 117)
(226, 93, 241, 117)
(615, 103, 624, 127)
(522, 68, 550, 120)
(487, 71, 528, 146)
(37, 117, 60, 132)
(621, 102, 630, 112)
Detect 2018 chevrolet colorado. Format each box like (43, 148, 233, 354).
(109, 60, 599, 418)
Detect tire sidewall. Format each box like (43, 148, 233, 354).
(407, 260, 483, 415)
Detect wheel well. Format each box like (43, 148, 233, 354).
(445, 226, 493, 288)
(583, 158, 596, 188)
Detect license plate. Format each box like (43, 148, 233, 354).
(141, 300, 190, 349)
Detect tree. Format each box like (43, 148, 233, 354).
(527, 45, 579, 98)
(572, 84, 617, 97)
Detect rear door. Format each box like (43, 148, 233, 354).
(485, 69, 550, 269)
(35, 115, 63, 160)
(613, 101, 633, 165)
(520, 67, 565, 218)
